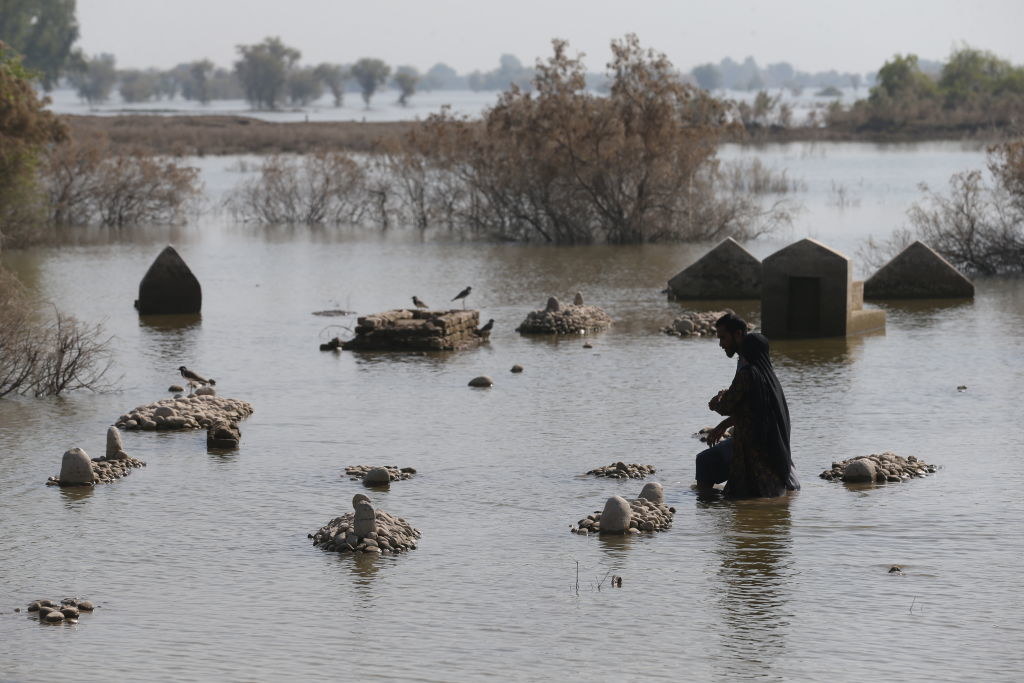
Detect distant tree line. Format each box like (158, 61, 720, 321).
(825, 47, 1024, 132)
(690, 55, 873, 93)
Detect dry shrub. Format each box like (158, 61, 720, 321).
(42, 136, 201, 226)
(0, 267, 114, 397)
(383, 36, 793, 243)
(225, 152, 366, 223)
(861, 138, 1024, 274)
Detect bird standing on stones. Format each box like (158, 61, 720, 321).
(474, 319, 494, 337)
(451, 286, 472, 308)
(412, 296, 428, 309)
(178, 366, 215, 395)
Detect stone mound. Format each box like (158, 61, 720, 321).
(587, 462, 656, 479)
(207, 420, 241, 449)
(310, 499, 421, 555)
(27, 597, 96, 624)
(343, 465, 416, 482)
(820, 452, 938, 483)
(47, 446, 145, 487)
(342, 309, 485, 351)
(664, 309, 751, 338)
(115, 395, 254, 431)
(516, 298, 612, 335)
(571, 495, 675, 535)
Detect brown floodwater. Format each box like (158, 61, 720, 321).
(2, 143, 1023, 681)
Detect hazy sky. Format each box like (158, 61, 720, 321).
(77, 0, 1024, 75)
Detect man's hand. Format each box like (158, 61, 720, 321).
(706, 424, 726, 446)
(708, 389, 726, 411)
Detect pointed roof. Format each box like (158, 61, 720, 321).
(864, 241, 974, 299)
(764, 237, 848, 265)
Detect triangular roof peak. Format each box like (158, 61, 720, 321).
(764, 237, 848, 263)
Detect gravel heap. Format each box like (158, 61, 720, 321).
(47, 450, 146, 486)
(820, 452, 939, 483)
(587, 462, 656, 479)
(310, 495, 421, 554)
(115, 395, 254, 431)
(344, 465, 416, 482)
(27, 598, 96, 624)
(663, 309, 752, 337)
(571, 496, 676, 535)
(516, 297, 613, 335)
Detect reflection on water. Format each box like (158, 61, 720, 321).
(138, 313, 203, 332)
(713, 496, 794, 676)
(58, 485, 95, 508)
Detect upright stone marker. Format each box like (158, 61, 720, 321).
(105, 426, 125, 459)
(761, 238, 885, 338)
(134, 245, 202, 315)
(667, 237, 762, 300)
(864, 241, 974, 299)
(59, 448, 93, 485)
(600, 496, 632, 534)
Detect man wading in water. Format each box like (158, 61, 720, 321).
(696, 314, 800, 497)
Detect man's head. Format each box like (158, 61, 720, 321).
(715, 313, 747, 358)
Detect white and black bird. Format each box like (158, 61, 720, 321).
(412, 296, 428, 309)
(451, 286, 472, 308)
(474, 318, 494, 337)
(178, 365, 215, 394)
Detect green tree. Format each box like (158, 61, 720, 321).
(313, 63, 347, 106)
(184, 59, 213, 103)
(392, 66, 419, 106)
(118, 69, 159, 103)
(871, 54, 937, 101)
(691, 63, 722, 90)
(234, 36, 300, 109)
(0, 0, 81, 90)
(67, 53, 116, 104)
(0, 42, 66, 247)
(351, 57, 390, 106)
(939, 47, 1017, 106)
(287, 67, 323, 105)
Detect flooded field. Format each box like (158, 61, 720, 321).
(2, 142, 1022, 681)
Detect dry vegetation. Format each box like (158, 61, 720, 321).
(0, 267, 114, 397)
(63, 115, 415, 156)
(862, 138, 1024, 274)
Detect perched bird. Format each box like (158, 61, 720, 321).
(474, 318, 494, 337)
(178, 366, 215, 394)
(412, 296, 428, 309)
(451, 286, 472, 308)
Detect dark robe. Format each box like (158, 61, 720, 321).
(713, 333, 800, 498)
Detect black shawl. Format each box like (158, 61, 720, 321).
(739, 333, 794, 482)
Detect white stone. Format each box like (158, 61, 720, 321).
(59, 448, 93, 485)
(638, 482, 665, 504)
(600, 496, 632, 534)
(105, 426, 125, 458)
(842, 458, 877, 483)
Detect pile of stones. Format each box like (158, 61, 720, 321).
(207, 419, 241, 449)
(115, 395, 254, 431)
(571, 483, 676, 535)
(820, 452, 939, 483)
(344, 465, 416, 485)
(47, 427, 145, 487)
(516, 295, 613, 335)
(587, 462, 656, 479)
(342, 309, 485, 351)
(310, 494, 421, 554)
(27, 598, 95, 624)
(663, 309, 751, 337)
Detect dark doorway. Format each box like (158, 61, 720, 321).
(787, 276, 821, 336)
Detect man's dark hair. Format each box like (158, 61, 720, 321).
(715, 312, 747, 334)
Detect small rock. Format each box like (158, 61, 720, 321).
(195, 386, 216, 396)
(842, 458, 876, 483)
(363, 467, 391, 486)
(573, 292, 584, 306)
(468, 376, 494, 388)
(545, 297, 561, 312)
(638, 482, 665, 504)
(600, 496, 632, 534)
(510, 364, 524, 373)
(168, 384, 184, 392)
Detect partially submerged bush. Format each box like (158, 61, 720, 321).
(225, 152, 365, 223)
(861, 139, 1024, 274)
(41, 137, 201, 227)
(381, 35, 793, 243)
(0, 267, 114, 397)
